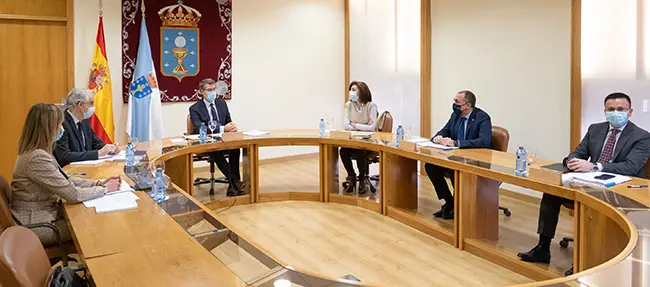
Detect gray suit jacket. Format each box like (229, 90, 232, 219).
(563, 121, 650, 178)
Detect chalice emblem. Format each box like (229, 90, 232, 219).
(172, 36, 188, 75)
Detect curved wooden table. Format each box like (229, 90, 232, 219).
(63, 130, 650, 286)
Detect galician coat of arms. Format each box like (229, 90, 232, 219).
(158, 0, 201, 82)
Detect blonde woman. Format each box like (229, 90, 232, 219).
(11, 103, 120, 246)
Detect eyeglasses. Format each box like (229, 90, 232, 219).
(606, 107, 629, 112)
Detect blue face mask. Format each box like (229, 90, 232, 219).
(206, 91, 217, 102)
(606, 111, 628, 128)
(452, 103, 462, 114)
(83, 106, 95, 119)
(56, 126, 65, 141)
(349, 91, 358, 102)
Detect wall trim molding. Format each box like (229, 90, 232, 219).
(570, 0, 582, 150)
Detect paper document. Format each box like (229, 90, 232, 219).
(563, 172, 631, 187)
(69, 159, 105, 166)
(417, 141, 458, 151)
(83, 190, 139, 214)
(99, 151, 144, 162)
(244, 130, 270, 137)
(406, 137, 431, 144)
(169, 138, 186, 144)
(183, 134, 221, 140)
(351, 131, 374, 139)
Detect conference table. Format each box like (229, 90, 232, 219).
(62, 130, 650, 286)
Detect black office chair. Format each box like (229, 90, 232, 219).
(186, 115, 229, 195)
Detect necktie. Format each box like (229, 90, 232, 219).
(209, 103, 220, 125)
(457, 117, 467, 141)
(597, 129, 619, 163)
(77, 122, 86, 151)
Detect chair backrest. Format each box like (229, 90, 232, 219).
(378, 111, 393, 133)
(491, 126, 510, 152)
(0, 226, 51, 287)
(0, 176, 14, 231)
(644, 155, 650, 179)
(186, 114, 194, 135)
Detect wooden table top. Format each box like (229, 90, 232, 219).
(63, 130, 650, 287)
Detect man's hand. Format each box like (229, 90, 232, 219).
(224, 122, 238, 132)
(567, 158, 594, 172)
(107, 144, 120, 155)
(440, 137, 455, 147)
(99, 145, 112, 156)
(432, 136, 443, 144)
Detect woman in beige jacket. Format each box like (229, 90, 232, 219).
(11, 103, 120, 246)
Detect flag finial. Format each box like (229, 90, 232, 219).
(98, 0, 103, 16)
(141, 0, 146, 16)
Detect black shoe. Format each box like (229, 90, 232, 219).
(433, 203, 448, 218)
(517, 244, 551, 264)
(358, 176, 368, 195)
(441, 206, 454, 220)
(226, 182, 245, 197)
(564, 265, 573, 276)
(343, 176, 356, 193)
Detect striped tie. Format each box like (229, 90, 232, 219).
(597, 129, 619, 163)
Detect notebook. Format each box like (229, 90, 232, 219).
(563, 172, 631, 187)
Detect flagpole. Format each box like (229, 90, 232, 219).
(99, 0, 103, 16)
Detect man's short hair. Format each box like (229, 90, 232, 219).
(199, 78, 216, 92)
(65, 88, 92, 110)
(459, 90, 476, 107)
(604, 92, 632, 107)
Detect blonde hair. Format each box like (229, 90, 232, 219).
(18, 104, 64, 155)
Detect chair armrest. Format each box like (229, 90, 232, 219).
(23, 222, 69, 266)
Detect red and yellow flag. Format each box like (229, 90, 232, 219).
(88, 16, 115, 144)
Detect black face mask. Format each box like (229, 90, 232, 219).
(452, 103, 462, 115)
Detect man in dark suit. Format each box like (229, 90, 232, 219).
(518, 92, 650, 275)
(189, 78, 244, 197)
(425, 90, 492, 219)
(54, 88, 119, 167)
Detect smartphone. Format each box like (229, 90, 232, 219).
(595, 174, 615, 180)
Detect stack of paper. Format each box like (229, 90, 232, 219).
(83, 181, 139, 214)
(69, 159, 105, 166)
(563, 172, 631, 187)
(244, 130, 270, 137)
(182, 134, 222, 140)
(351, 131, 374, 139)
(99, 151, 144, 162)
(410, 138, 458, 151)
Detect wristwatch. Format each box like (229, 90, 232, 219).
(454, 140, 459, 147)
(592, 163, 598, 172)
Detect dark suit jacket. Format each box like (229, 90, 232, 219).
(54, 111, 106, 167)
(189, 99, 233, 134)
(433, 107, 492, 149)
(564, 121, 650, 178)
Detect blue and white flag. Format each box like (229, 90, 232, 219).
(126, 17, 164, 142)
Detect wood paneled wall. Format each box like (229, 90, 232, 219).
(0, 0, 74, 180)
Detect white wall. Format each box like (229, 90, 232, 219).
(74, 0, 344, 159)
(430, 0, 572, 197)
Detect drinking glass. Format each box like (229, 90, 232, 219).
(209, 120, 217, 140)
(527, 147, 538, 167)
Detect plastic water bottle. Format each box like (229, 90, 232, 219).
(396, 125, 405, 147)
(516, 145, 528, 175)
(199, 122, 207, 143)
(319, 118, 325, 137)
(125, 141, 135, 166)
(154, 168, 166, 202)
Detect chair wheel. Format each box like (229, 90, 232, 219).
(560, 239, 569, 249)
(503, 208, 511, 217)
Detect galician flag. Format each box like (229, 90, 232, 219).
(87, 16, 115, 144)
(126, 15, 164, 142)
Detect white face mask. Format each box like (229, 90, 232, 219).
(349, 91, 358, 102)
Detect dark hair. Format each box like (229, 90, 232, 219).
(604, 92, 631, 107)
(199, 78, 216, 92)
(459, 90, 476, 107)
(349, 81, 372, 104)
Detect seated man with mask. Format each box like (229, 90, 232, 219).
(189, 78, 244, 197)
(425, 90, 492, 220)
(518, 92, 650, 275)
(54, 88, 120, 167)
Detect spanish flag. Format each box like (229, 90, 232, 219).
(87, 16, 115, 144)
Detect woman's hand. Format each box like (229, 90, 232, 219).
(102, 176, 121, 186)
(105, 180, 120, 192)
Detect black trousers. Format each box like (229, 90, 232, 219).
(340, 148, 368, 178)
(537, 193, 571, 238)
(210, 149, 241, 183)
(424, 163, 454, 201)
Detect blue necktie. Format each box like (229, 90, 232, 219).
(457, 117, 466, 141)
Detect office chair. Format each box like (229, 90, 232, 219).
(185, 115, 229, 195)
(367, 111, 393, 184)
(0, 176, 74, 267)
(491, 126, 513, 217)
(560, 155, 650, 249)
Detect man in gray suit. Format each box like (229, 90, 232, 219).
(518, 92, 650, 274)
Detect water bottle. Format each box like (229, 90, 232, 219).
(396, 125, 405, 147)
(154, 168, 166, 202)
(516, 145, 528, 175)
(125, 141, 135, 166)
(199, 122, 207, 143)
(319, 118, 325, 137)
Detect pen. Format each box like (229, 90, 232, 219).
(627, 185, 648, 188)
